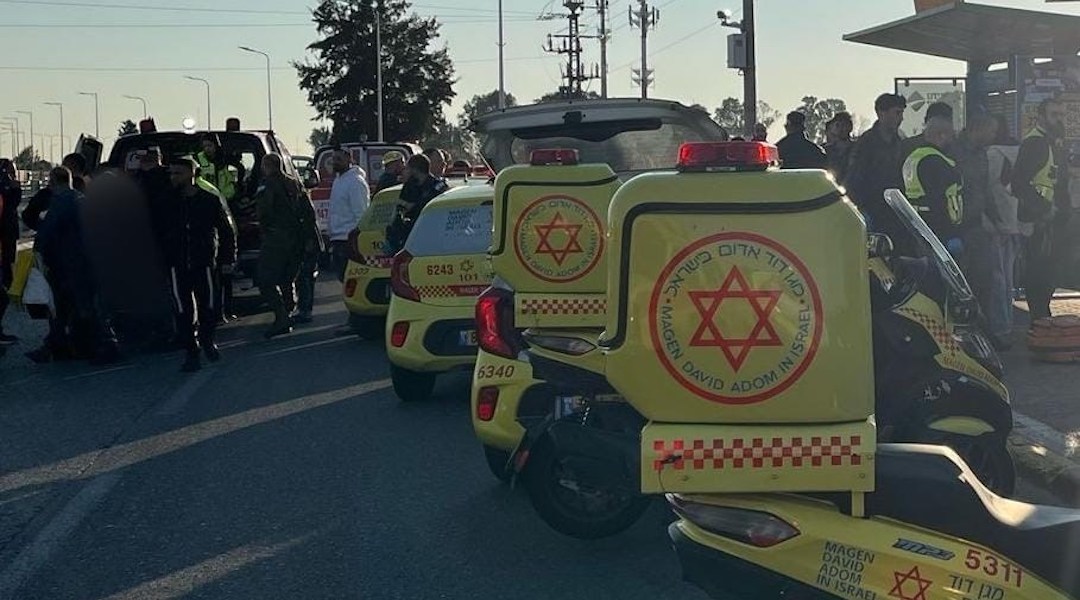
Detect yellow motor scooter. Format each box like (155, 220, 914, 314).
(595, 141, 1079, 599)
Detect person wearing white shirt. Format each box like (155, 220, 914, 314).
(327, 148, 370, 281)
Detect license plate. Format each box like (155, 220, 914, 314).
(459, 330, 477, 347)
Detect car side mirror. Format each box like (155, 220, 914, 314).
(302, 168, 320, 189)
(868, 233, 894, 259)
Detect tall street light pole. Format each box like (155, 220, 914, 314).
(79, 91, 100, 138)
(239, 46, 273, 130)
(44, 102, 64, 153)
(497, 0, 506, 109)
(123, 95, 148, 119)
(3, 117, 20, 156)
(16, 110, 33, 159)
(185, 76, 212, 128)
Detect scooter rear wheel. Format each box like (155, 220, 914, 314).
(523, 438, 651, 540)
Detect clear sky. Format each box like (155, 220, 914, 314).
(3, 0, 1080, 161)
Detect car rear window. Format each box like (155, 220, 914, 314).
(359, 199, 398, 231)
(405, 203, 493, 257)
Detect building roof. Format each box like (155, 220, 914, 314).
(844, 1, 1080, 64)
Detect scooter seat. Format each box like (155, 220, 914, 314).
(862, 444, 1080, 597)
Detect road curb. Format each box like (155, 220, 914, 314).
(1008, 431, 1080, 506)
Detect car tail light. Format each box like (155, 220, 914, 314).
(477, 386, 499, 421)
(475, 287, 525, 359)
(390, 322, 410, 347)
(676, 142, 779, 172)
(390, 251, 420, 302)
(530, 148, 579, 166)
(669, 496, 799, 547)
(344, 278, 358, 298)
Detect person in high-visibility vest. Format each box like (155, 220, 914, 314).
(902, 115, 965, 254)
(195, 134, 245, 322)
(1013, 97, 1071, 320)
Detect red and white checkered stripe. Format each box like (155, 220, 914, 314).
(416, 284, 488, 299)
(361, 255, 393, 268)
(651, 436, 864, 471)
(897, 308, 961, 353)
(520, 297, 607, 315)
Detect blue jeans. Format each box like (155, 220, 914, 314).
(987, 232, 1021, 338)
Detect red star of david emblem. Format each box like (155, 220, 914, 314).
(889, 566, 932, 600)
(534, 212, 583, 266)
(688, 267, 783, 372)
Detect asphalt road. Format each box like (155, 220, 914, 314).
(0, 280, 707, 600)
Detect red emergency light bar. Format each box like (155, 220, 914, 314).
(677, 142, 779, 172)
(529, 148, 579, 166)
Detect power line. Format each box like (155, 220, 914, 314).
(0, 0, 539, 16)
(612, 21, 717, 71)
(0, 17, 539, 27)
(0, 56, 550, 72)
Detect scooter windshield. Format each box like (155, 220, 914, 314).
(883, 188, 975, 302)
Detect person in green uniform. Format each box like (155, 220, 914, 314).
(255, 153, 306, 339)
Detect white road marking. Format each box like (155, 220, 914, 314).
(255, 336, 353, 357)
(1014, 412, 1079, 459)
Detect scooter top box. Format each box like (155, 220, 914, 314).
(491, 156, 620, 329)
(602, 162, 874, 425)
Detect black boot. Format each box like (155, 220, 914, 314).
(201, 335, 221, 363)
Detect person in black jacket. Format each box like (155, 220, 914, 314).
(776, 112, 827, 170)
(1013, 98, 1071, 320)
(384, 154, 449, 254)
(21, 153, 89, 232)
(0, 159, 21, 345)
(846, 93, 908, 237)
(162, 157, 237, 372)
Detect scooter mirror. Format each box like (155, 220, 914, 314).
(868, 233, 894, 259)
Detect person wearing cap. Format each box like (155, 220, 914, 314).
(824, 112, 855, 184)
(376, 150, 405, 193)
(900, 101, 954, 171)
(776, 111, 827, 170)
(846, 93, 908, 236)
(159, 157, 236, 372)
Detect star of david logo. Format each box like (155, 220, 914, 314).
(688, 267, 783, 372)
(460, 259, 475, 273)
(889, 566, 932, 600)
(534, 212, 583, 266)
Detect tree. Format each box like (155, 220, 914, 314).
(422, 122, 476, 162)
(459, 90, 518, 131)
(118, 119, 138, 137)
(535, 90, 601, 103)
(295, 0, 456, 143)
(309, 126, 333, 150)
(793, 96, 848, 143)
(712, 98, 780, 134)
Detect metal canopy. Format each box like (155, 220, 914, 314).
(844, 1, 1080, 64)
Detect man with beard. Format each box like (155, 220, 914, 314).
(1014, 98, 1072, 320)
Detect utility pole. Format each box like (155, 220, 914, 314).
(719, 2, 756, 136)
(597, 0, 609, 98)
(629, 0, 659, 99)
(743, 0, 757, 134)
(375, 2, 385, 142)
(498, 0, 506, 108)
(543, 1, 599, 98)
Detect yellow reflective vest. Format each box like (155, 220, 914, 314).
(196, 151, 239, 202)
(902, 145, 964, 226)
(1023, 127, 1058, 206)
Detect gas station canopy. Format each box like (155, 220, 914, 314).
(844, 1, 1080, 64)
